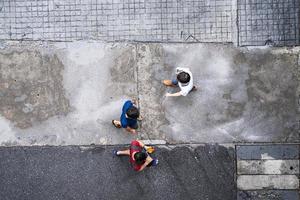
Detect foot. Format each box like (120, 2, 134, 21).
(137, 115, 143, 121)
(113, 150, 119, 156)
(191, 86, 197, 92)
(131, 98, 138, 105)
(112, 120, 122, 128)
(152, 158, 159, 166)
(163, 80, 175, 87)
(144, 146, 155, 154)
(130, 129, 137, 134)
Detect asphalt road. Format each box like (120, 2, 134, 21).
(0, 144, 235, 200)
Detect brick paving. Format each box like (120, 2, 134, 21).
(0, 0, 299, 46)
(238, 0, 300, 46)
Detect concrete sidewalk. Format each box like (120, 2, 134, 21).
(0, 42, 299, 145)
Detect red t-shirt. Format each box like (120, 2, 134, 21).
(130, 140, 144, 171)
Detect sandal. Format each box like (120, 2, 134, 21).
(112, 120, 121, 128)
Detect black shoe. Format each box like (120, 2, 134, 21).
(191, 86, 197, 92)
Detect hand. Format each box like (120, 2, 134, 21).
(131, 98, 138, 105)
(137, 115, 143, 121)
(165, 93, 171, 97)
(130, 129, 137, 134)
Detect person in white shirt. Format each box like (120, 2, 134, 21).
(163, 67, 196, 97)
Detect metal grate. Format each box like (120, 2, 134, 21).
(237, 0, 300, 46)
(0, 0, 232, 43)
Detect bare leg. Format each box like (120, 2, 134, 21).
(163, 80, 177, 87)
(117, 149, 130, 156)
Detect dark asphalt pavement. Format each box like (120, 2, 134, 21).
(0, 144, 235, 200)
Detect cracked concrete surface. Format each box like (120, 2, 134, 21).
(139, 44, 299, 143)
(0, 50, 69, 129)
(0, 42, 299, 145)
(0, 42, 138, 145)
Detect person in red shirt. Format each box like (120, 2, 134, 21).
(113, 140, 158, 171)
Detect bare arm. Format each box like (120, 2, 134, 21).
(138, 156, 153, 172)
(136, 140, 152, 152)
(131, 98, 138, 106)
(166, 92, 182, 97)
(136, 140, 145, 147)
(131, 99, 143, 121)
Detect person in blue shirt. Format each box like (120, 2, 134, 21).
(112, 99, 140, 134)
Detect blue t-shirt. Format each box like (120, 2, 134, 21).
(120, 100, 137, 128)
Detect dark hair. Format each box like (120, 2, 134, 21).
(177, 72, 190, 84)
(126, 106, 139, 119)
(134, 152, 147, 164)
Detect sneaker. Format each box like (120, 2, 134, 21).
(152, 158, 159, 166)
(145, 146, 155, 154)
(113, 150, 118, 156)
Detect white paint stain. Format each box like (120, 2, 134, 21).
(264, 160, 283, 174)
(0, 116, 16, 143)
(261, 153, 275, 160)
(237, 175, 299, 190)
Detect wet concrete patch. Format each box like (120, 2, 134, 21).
(243, 51, 299, 142)
(0, 50, 70, 128)
(138, 44, 300, 143)
(0, 42, 138, 145)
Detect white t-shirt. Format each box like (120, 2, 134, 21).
(176, 67, 193, 96)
